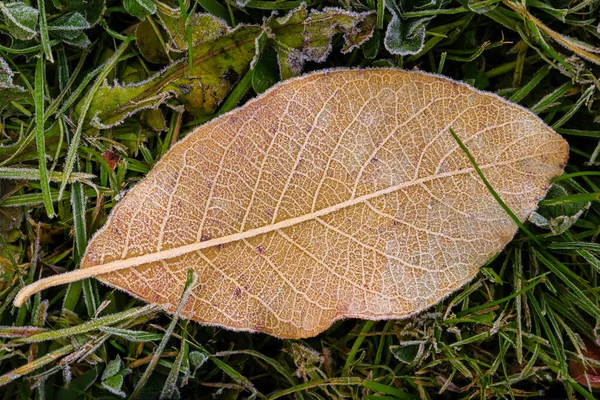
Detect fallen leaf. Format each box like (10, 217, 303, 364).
(156, 6, 230, 53)
(102, 150, 121, 170)
(529, 184, 590, 235)
(0, 2, 39, 41)
(269, 5, 378, 79)
(82, 5, 376, 128)
(0, 120, 64, 164)
(15, 69, 568, 339)
(47, 11, 92, 48)
(0, 55, 27, 110)
(65, 0, 105, 26)
(135, 18, 170, 64)
(383, 0, 434, 56)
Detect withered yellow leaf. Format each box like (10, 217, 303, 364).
(15, 69, 568, 339)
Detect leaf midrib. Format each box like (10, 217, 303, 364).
(11, 149, 556, 308)
(85, 152, 554, 274)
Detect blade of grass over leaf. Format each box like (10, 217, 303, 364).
(34, 56, 55, 218)
(448, 127, 542, 247)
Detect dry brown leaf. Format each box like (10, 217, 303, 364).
(15, 69, 568, 339)
(570, 337, 600, 389)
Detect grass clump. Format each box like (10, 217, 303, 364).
(0, 0, 599, 398)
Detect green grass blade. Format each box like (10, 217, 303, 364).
(214, 349, 297, 385)
(160, 323, 188, 399)
(267, 377, 364, 399)
(342, 321, 375, 376)
(448, 127, 542, 246)
(34, 56, 55, 218)
(58, 40, 131, 200)
(532, 249, 600, 318)
(363, 381, 417, 399)
(131, 269, 197, 399)
(551, 86, 596, 130)
(539, 192, 599, 206)
(0, 167, 94, 182)
(509, 65, 550, 103)
(14, 304, 158, 343)
(36, 0, 53, 62)
(0, 345, 73, 387)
